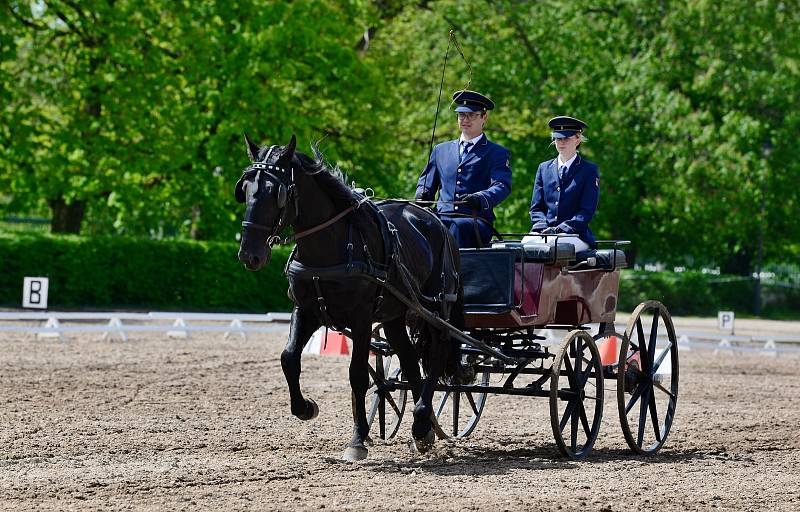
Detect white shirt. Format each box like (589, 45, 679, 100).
(459, 133, 484, 156)
(557, 153, 578, 171)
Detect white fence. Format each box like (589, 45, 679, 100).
(673, 331, 800, 355)
(0, 311, 291, 341)
(1, 312, 799, 354)
(538, 326, 800, 355)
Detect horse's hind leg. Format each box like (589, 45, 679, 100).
(383, 317, 422, 404)
(281, 306, 321, 420)
(343, 317, 373, 462)
(412, 327, 449, 452)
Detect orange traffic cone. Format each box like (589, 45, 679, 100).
(597, 336, 618, 366)
(320, 330, 350, 356)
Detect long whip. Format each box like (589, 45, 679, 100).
(427, 30, 473, 160)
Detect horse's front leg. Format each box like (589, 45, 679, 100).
(343, 317, 373, 462)
(281, 306, 321, 420)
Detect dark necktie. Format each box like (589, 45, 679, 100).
(460, 141, 473, 163)
(559, 165, 568, 180)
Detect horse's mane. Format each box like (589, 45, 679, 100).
(294, 144, 356, 209)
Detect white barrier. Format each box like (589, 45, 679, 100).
(1, 312, 798, 353)
(0, 311, 291, 342)
(670, 331, 800, 355)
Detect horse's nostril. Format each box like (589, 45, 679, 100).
(251, 255, 261, 266)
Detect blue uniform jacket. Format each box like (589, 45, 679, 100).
(416, 135, 512, 223)
(529, 155, 599, 247)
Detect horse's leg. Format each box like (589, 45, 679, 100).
(343, 316, 373, 462)
(281, 306, 321, 420)
(411, 327, 449, 452)
(383, 317, 422, 404)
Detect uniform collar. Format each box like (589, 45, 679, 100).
(557, 153, 578, 169)
(459, 133, 485, 146)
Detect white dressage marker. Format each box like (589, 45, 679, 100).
(23, 277, 49, 309)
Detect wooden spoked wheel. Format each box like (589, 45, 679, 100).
(549, 330, 604, 460)
(432, 366, 490, 438)
(366, 327, 407, 440)
(618, 300, 679, 455)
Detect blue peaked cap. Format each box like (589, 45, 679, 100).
(453, 90, 495, 112)
(549, 116, 587, 138)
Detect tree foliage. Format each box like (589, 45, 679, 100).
(2, 0, 797, 274)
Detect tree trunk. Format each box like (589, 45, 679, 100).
(50, 198, 86, 234)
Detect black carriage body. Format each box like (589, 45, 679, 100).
(460, 243, 626, 328)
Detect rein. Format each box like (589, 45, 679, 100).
(268, 202, 359, 246)
(240, 151, 372, 247)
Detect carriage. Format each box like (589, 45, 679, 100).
(235, 136, 679, 461)
(365, 237, 679, 459)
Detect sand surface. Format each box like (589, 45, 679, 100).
(1, 328, 799, 511)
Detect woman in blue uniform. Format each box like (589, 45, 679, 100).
(525, 116, 599, 252)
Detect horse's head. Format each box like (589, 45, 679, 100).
(235, 133, 297, 270)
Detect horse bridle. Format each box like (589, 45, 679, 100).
(241, 145, 368, 248)
(240, 146, 298, 247)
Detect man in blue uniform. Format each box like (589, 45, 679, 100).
(415, 90, 512, 248)
(527, 116, 599, 252)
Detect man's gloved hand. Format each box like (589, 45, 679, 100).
(461, 193, 483, 210)
(540, 226, 562, 235)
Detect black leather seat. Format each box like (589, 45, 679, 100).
(491, 241, 575, 265)
(574, 249, 627, 270)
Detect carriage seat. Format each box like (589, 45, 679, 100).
(491, 241, 576, 265)
(574, 249, 627, 270)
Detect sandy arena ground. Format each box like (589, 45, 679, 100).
(1, 325, 799, 511)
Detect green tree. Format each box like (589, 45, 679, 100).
(1, 0, 395, 239)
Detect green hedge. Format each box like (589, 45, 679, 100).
(619, 270, 799, 319)
(0, 233, 293, 312)
(2, 233, 797, 318)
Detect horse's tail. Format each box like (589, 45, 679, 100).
(445, 283, 467, 381)
(414, 285, 465, 384)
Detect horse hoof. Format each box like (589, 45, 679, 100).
(413, 429, 436, 454)
(297, 399, 319, 421)
(342, 445, 368, 462)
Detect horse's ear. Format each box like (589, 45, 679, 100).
(283, 134, 297, 157)
(244, 132, 260, 162)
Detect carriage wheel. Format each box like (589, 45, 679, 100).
(549, 330, 604, 460)
(432, 365, 490, 438)
(618, 300, 679, 455)
(366, 328, 407, 440)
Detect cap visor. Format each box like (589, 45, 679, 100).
(455, 105, 482, 113)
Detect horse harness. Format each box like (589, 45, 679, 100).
(238, 147, 459, 332)
(285, 198, 459, 333)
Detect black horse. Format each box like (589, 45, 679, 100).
(235, 134, 463, 461)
